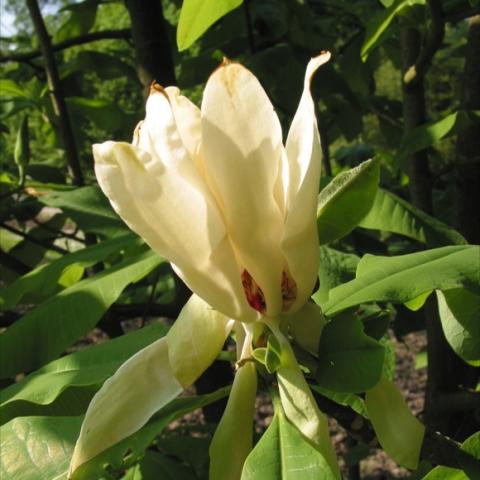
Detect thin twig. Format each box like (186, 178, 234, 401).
(403, 0, 445, 86)
(0, 29, 131, 63)
(1, 222, 68, 255)
(26, 0, 84, 186)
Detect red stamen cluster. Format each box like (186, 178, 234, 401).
(241, 270, 266, 314)
(281, 270, 297, 311)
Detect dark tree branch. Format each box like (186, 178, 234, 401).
(26, 0, 84, 187)
(403, 0, 445, 86)
(0, 29, 131, 63)
(1, 222, 68, 254)
(0, 249, 30, 276)
(124, 0, 176, 89)
(243, 0, 256, 54)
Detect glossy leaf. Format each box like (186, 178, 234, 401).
(324, 245, 480, 315)
(0, 323, 168, 424)
(210, 362, 257, 480)
(317, 159, 379, 245)
(437, 288, 480, 366)
(361, 0, 426, 60)
(359, 188, 466, 247)
(0, 415, 82, 480)
(315, 313, 384, 393)
(0, 232, 140, 309)
(39, 185, 128, 237)
(0, 249, 163, 378)
(366, 378, 425, 469)
(177, 0, 243, 51)
(241, 405, 336, 479)
(71, 388, 230, 480)
(314, 247, 359, 304)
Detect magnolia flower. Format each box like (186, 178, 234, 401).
(69, 52, 339, 479)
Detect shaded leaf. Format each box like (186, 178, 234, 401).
(0, 249, 163, 377)
(317, 159, 379, 245)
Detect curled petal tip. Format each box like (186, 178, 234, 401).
(149, 81, 168, 97)
(221, 56, 232, 66)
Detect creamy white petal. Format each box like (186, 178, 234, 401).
(167, 294, 234, 387)
(201, 61, 285, 317)
(281, 52, 331, 311)
(164, 86, 202, 168)
(68, 336, 182, 477)
(94, 141, 256, 322)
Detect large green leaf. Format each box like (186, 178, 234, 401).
(0, 415, 82, 480)
(177, 0, 243, 51)
(71, 388, 230, 480)
(0, 389, 229, 480)
(241, 406, 335, 479)
(315, 313, 385, 393)
(361, 0, 426, 60)
(317, 159, 379, 245)
(0, 233, 140, 310)
(437, 289, 480, 366)
(54, 0, 99, 43)
(359, 188, 467, 247)
(0, 323, 168, 424)
(0, 249, 163, 378)
(315, 247, 359, 304)
(324, 245, 480, 315)
(39, 185, 128, 237)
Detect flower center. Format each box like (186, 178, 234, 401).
(241, 269, 298, 315)
(241, 270, 266, 314)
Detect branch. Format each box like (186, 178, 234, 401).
(26, 0, 84, 186)
(0, 29, 131, 63)
(403, 0, 445, 86)
(1, 222, 68, 255)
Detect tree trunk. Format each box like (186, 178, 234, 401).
(124, 0, 176, 89)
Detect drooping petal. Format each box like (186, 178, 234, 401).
(281, 52, 331, 311)
(209, 361, 257, 480)
(94, 141, 256, 322)
(68, 336, 182, 477)
(167, 294, 233, 387)
(201, 60, 285, 317)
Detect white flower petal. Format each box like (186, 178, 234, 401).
(281, 52, 331, 310)
(167, 294, 234, 387)
(68, 336, 182, 477)
(201, 61, 285, 317)
(94, 141, 256, 322)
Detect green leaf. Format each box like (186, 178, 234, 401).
(241, 407, 336, 479)
(310, 384, 367, 417)
(210, 362, 257, 480)
(0, 249, 163, 378)
(366, 378, 425, 469)
(361, 0, 426, 61)
(315, 247, 360, 304)
(437, 288, 480, 366)
(0, 79, 37, 102)
(54, 0, 98, 43)
(0, 415, 82, 480)
(265, 334, 282, 374)
(317, 159, 380, 245)
(359, 188, 467, 247)
(0, 233, 140, 309)
(315, 313, 385, 393)
(399, 111, 459, 159)
(0, 323, 168, 424)
(124, 451, 197, 480)
(177, 0, 243, 51)
(71, 388, 230, 480)
(39, 185, 128, 237)
(14, 115, 30, 167)
(324, 245, 480, 316)
(66, 96, 129, 131)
